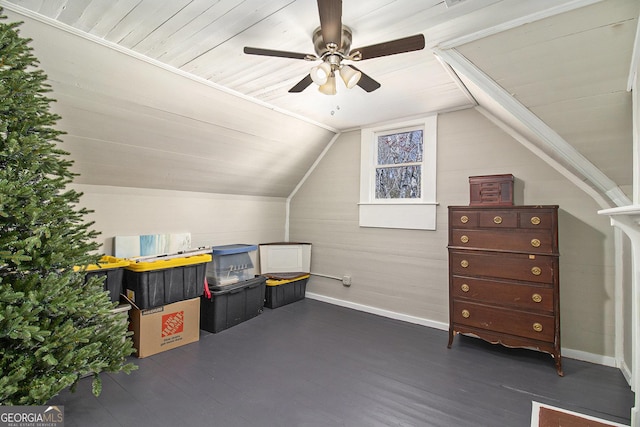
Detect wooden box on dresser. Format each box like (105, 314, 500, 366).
(447, 205, 562, 376)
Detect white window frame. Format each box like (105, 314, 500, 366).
(359, 115, 438, 230)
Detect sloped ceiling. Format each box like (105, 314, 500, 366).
(452, 0, 638, 205)
(0, 0, 638, 204)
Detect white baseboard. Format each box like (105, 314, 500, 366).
(561, 348, 618, 369)
(305, 292, 449, 331)
(305, 292, 623, 371)
(619, 359, 632, 386)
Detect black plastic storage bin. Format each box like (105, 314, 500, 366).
(200, 276, 266, 333)
(87, 269, 125, 303)
(76, 256, 129, 303)
(123, 254, 210, 309)
(264, 274, 309, 309)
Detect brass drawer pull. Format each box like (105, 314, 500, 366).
(533, 322, 543, 332)
(493, 216, 502, 224)
(460, 235, 469, 243)
(531, 266, 541, 276)
(461, 309, 470, 318)
(531, 216, 541, 225)
(460, 260, 469, 268)
(532, 293, 542, 303)
(460, 215, 469, 224)
(531, 239, 541, 248)
(461, 284, 470, 292)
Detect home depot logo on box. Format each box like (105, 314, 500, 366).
(162, 311, 184, 337)
(129, 297, 200, 358)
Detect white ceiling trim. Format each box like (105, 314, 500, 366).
(476, 106, 612, 210)
(627, 9, 640, 91)
(435, 0, 604, 49)
(435, 47, 631, 208)
(0, 0, 339, 134)
(632, 74, 639, 205)
(434, 54, 477, 106)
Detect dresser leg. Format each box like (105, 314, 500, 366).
(447, 329, 455, 348)
(554, 354, 564, 376)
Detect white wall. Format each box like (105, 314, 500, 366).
(71, 184, 287, 256)
(290, 108, 618, 363)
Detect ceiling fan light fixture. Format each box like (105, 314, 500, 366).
(340, 65, 361, 89)
(244, 2, 425, 95)
(310, 61, 332, 85)
(318, 74, 337, 95)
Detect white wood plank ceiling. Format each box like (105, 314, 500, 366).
(0, 0, 637, 202)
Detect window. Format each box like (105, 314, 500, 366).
(359, 115, 437, 230)
(375, 128, 423, 199)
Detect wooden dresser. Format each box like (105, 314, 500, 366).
(447, 205, 562, 375)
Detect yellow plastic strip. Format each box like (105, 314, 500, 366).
(74, 256, 130, 272)
(266, 274, 310, 287)
(125, 254, 212, 272)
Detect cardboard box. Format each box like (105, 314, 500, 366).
(128, 296, 200, 358)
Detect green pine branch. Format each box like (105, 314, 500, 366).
(0, 9, 136, 405)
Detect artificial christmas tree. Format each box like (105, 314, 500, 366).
(0, 10, 136, 405)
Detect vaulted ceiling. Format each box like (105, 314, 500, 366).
(1, 0, 638, 205)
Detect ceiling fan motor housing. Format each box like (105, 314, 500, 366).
(313, 25, 353, 57)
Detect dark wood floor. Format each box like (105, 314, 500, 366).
(49, 298, 633, 427)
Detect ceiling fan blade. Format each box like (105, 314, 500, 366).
(351, 34, 425, 60)
(317, 0, 342, 47)
(244, 46, 312, 60)
(350, 66, 381, 92)
(289, 74, 313, 93)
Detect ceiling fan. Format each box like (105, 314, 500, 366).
(243, 0, 426, 95)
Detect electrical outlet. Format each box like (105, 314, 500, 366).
(342, 275, 352, 286)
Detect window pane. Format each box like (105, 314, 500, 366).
(375, 166, 422, 199)
(377, 130, 423, 165)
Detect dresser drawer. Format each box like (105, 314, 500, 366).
(451, 276, 554, 312)
(449, 209, 479, 228)
(450, 228, 556, 253)
(448, 206, 557, 231)
(452, 300, 555, 342)
(448, 209, 521, 229)
(449, 250, 556, 283)
(519, 210, 555, 230)
(478, 210, 518, 228)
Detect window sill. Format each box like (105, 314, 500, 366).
(358, 203, 437, 230)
